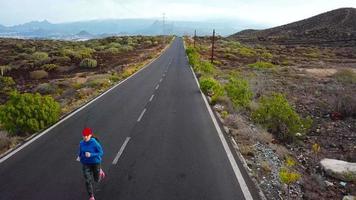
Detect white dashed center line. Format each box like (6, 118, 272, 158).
(137, 108, 147, 122)
(149, 94, 154, 102)
(155, 84, 160, 90)
(112, 137, 131, 165)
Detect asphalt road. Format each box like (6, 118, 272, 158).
(0, 38, 260, 200)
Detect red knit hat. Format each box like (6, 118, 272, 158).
(82, 128, 93, 136)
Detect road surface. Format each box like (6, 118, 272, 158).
(0, 38, 260, 200)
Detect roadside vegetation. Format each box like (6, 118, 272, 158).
(184, 36, 356, 199)
(0, 36, 172, 154)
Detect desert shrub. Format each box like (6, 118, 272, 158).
(334, 94, 356, 118)
(23, 47, 36, 54)
(32, 52, 50, 66)
(61, 48, 94, 61)
(197, 61, 216, 75)
(0, 65, 12, 76)
(120, 45, 134, 52)
(199, 76, 224, 103)
(80, 58, 97, 68)
(41, 64, 57, 71)
(105, 47, 120, 54)
(121, 67, 137, 79)
(30, 70, 48, 80)
(238, 47, 256, 57)
(94, 45, 106, 51)
(52, 56, 71, 64)
(186, 47, 200, 67)
(0, 132, 12, 152)
(34, 83, 58, 95)
(248, 61, 275, 69)
(108, 42, 122, 49)
(261, 52, 273, 60)
(109, 74, 121, 82)
(252, 93, 313, 141)
(333, 69, 356, 84)
(85, 78, 111, 89)
(32, 52, 49, 61)
(0, 76, 15, 93)
(144, 40, 153, 46)
(225, 41, 242, 49)
(224, 76, 253, 109)
(279, 157, 301, 199)
(0, 92, 61, 135)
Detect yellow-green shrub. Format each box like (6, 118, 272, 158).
(0, 92, 61, 135)
(80, 58, 97, 68)
(224, 76, 253, 109)
(248, 61, 275, 69)
(252, 93, 312, 141)
(199, 76, 224, 103)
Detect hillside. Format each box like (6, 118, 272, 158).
(230, 8, 356, 45)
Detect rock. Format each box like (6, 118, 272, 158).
(343, 196, 356, 200)
(320, 158, 356, 181)
(324, 180, 334, 187)
(29, 70, 48, 80)
(340, 181, 347, 187)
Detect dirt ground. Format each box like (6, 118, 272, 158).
(188, 37, 356, 199)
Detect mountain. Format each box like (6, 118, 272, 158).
(230, 8, 356, 45)
(0, 18, 266, 39)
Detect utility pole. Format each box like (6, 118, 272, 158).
(194, 30, 196, 48)
(211, 29, 215, 64)
(162, 13, 166, 44)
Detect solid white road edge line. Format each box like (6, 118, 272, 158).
(189, 65, 253, 200)
(112, 137, 131, 165)
(0, 42, 172, 164)
(137, 108, 147, 122)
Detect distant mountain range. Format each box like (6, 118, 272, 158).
(230, 7, 356, 45)
(0, 18, 265, 40)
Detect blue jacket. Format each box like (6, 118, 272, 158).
(78, 138, 103, 164)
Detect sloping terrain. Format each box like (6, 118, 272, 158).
(231, 8, 356, 46)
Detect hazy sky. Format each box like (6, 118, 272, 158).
(0, 0, 355, 26)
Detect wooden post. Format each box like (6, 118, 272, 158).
(211, 29, 215, 64)
(194, 30, 196, 48)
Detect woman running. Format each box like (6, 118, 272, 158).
(78, 127, 105, 200)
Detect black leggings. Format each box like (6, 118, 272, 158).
(82, 164, 100, 197)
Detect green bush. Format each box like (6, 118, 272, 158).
(197, 61, 216, 75)
(105, 47, 120, 54)
(120, 45, 134, 52)
(261, 52, 273, 60)
(32, 52, 49, 61)
(34, 83, 58, 95)
(199, 76, 224, 103)
(52, 56, 71, 64)
(61, 48, 94, 61)
(0, 76, 15, 93)
(224, 76, 253, 109)
(248, 61, 275, 69)
(41, 64, 57, 71)
(333, 69, 356, 84)
(252, 93, 312, 141)
(238, 47, 256, 57)
(0, 92, 61, 135)
(80, 58, 97, 68)
(186, 47, 200, 67)
(32, 52, 50, 66)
